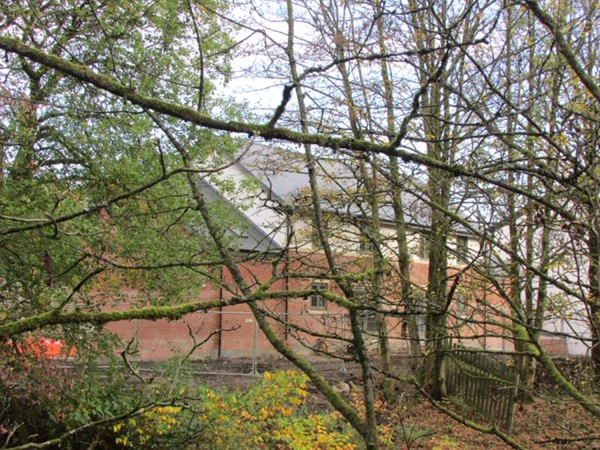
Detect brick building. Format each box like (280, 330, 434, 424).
(106, 144, 576, 360)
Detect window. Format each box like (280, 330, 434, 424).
(352, 283, 377, 333)
(418, 233, 430, 259)
(345, 311, 378, 334)
(456, 236, 468, 261)
(455, 293, 468, 317)
(310, 283, 328, 310)
(358, 311, 378, 333)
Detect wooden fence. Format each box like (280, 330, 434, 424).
(445, 345, 519, 434)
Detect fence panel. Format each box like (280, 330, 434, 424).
(445, 343, 518, 434)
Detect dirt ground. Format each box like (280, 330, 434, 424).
(171, 355, 600, 450)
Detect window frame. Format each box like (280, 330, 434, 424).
(310, 282, 328, 311)
(455, 293, 468, 317)
(456, 235, 468, 261)
(358, 311, 378, 333)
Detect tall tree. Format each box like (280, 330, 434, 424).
(4, 1, 600, 447)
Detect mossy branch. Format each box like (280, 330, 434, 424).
(0, 298, 238, 337)
(521, 0, 600, 105)
(0, 35, 576, 221)
(0, 288, 339, 337)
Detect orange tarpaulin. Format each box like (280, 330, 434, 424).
(6, 338, 76, 358)
(36, 338, 76, 358)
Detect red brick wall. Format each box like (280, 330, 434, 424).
(103, 251, 543, 360)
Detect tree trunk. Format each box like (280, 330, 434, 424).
(374, 0, 422, 368)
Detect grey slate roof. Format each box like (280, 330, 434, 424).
(199, 178, 281, 253)
(206, 143, 475, 252)
(239, 144, 438, 231)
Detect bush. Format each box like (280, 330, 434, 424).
(0, 339, 75, 444)
(1, 342, 358, 450)
(0, 339, 141, 449)
(113, 370, 359, 449)
(535, 356, 597, 394)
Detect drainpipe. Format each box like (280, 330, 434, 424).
(284, 220, 291, 341)
(217, 267, 224, 358)
(283, 214, 292, 342)
(284, 278, 290, 340)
